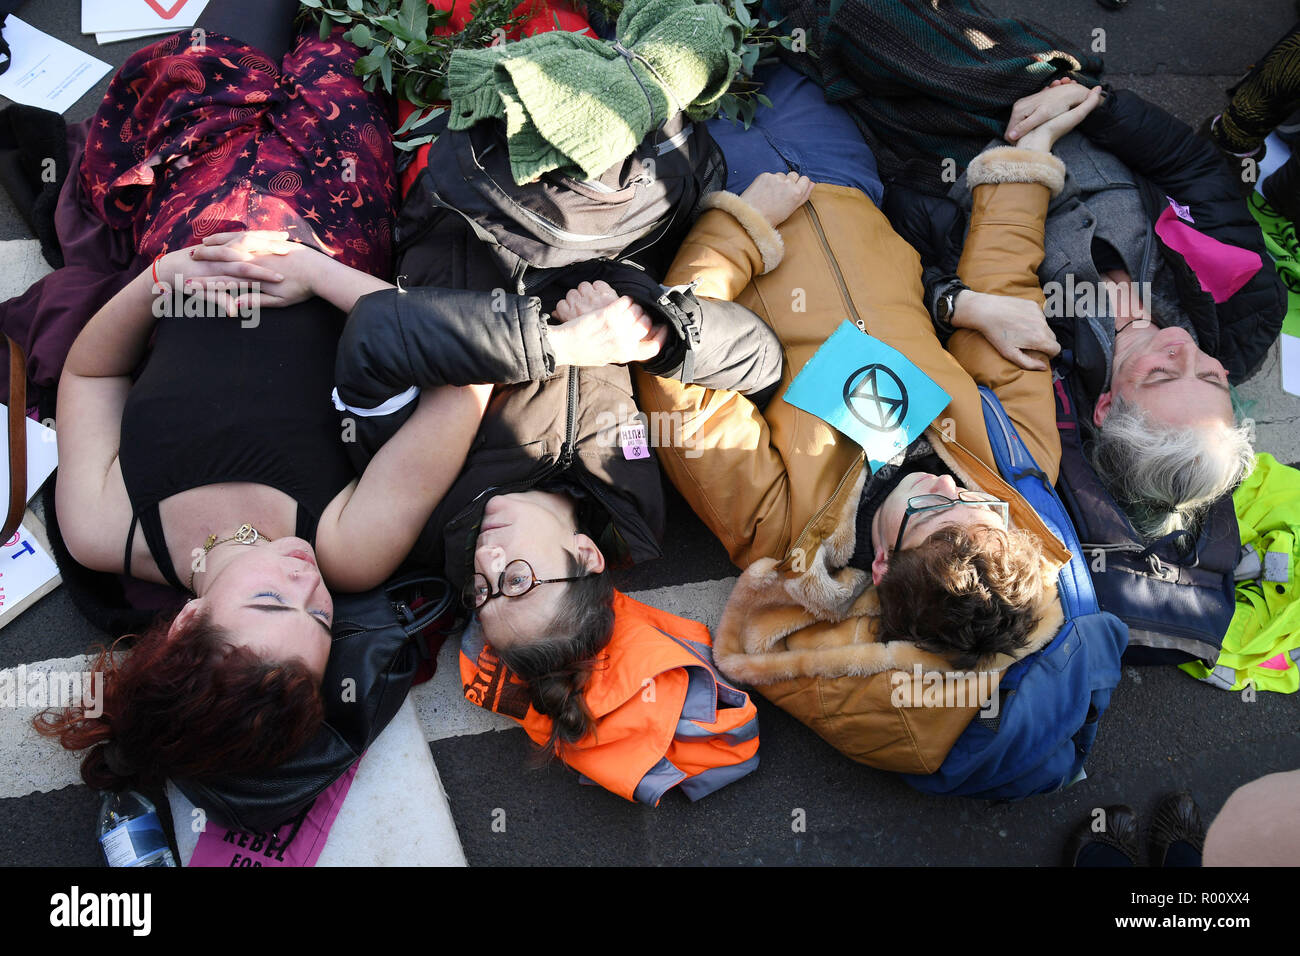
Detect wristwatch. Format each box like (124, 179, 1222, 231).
(932, 277, 967, 339)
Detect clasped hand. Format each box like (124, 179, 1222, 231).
(549, 280, 669, 367)
(153, 230, 322, 314)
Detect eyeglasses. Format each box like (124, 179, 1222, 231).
(463, 559, 589, 610)
(893, 492, 1010, 554)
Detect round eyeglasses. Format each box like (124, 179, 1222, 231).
(893, 492, 1009, 554)
(463, 559, 589, 610)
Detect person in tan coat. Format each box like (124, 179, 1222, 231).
(633, 91, 1104, 775)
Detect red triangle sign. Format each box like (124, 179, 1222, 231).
(142, 0, 194, 20)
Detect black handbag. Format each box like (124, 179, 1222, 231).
(172, 572, 456, 834)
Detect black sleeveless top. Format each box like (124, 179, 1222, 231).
(118, 299, 357, 591)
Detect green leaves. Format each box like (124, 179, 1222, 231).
(354, 53, 386, 75)
(394, 104, 446, 135)
(299, 0, 788, 148)
(397, 0, 430, 41)
(711, 0, 790, 127)
(300, 0, 528, 150)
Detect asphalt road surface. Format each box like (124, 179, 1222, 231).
(0, 0, 1297, 869)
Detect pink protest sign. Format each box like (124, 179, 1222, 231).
(188, 761, 361, 868)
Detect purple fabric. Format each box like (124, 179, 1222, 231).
(0, 120, 141, 399)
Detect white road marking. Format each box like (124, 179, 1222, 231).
(0, 579, 740, 800)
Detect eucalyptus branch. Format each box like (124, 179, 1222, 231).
(298, 0, 793, 147)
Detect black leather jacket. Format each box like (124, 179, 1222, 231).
(333, 282, 782, 590)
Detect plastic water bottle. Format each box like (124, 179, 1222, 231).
(97, 791, 177, 867)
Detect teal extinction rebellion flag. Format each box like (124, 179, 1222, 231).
(783, 321, 951, 472)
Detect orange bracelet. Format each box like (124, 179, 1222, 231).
(151, 253, 166, 286)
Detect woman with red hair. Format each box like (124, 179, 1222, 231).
(35, 0, 495, 791)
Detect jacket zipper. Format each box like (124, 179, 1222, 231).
(558, 365, 579, 468)
(1137, 224, 1154, 287)
(804, 200, 864, 330)
(783, 198, 866, 564)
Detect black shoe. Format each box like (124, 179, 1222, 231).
(1066, 804, 1140, 866)
(1096, 0, 1127, 8)
(1150, 792, 1205, 867)
(1262, 151, 1300, 221)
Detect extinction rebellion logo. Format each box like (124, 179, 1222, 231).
(843, 364, 909, 432)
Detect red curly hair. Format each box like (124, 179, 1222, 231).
(34, 610, 325, 790)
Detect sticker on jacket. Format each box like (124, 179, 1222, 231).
(782, 320, 951, 471)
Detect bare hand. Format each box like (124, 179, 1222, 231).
(954, 290, 1060, 371)
(154, 232, 299, 315)
(190, 230, 323, 310)
(1005, 78, 1093, 145)
(1005, 75, 1104, 154)
(738, 171, 814, 228)
(549, 281, 668, 367)
(553, 279, 619, 322)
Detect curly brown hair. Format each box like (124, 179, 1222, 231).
(876, 524, 1047, 670)
(33, 610, 326, 790)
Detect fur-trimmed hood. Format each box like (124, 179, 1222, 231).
(714, 436, 1066, 689)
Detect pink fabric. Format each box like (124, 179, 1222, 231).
(188, 760, 360, 867)
(1257, 653, 1291, 671)
(1154, 206, 1263, 303)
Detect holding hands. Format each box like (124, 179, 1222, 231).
(549, 280, 669, 367)
(1005, 77, 1104, 153)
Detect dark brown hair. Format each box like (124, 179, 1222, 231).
(34, 610, 326, 790)
(495, 554, 616, 756)
(877, 524, 1046, 670)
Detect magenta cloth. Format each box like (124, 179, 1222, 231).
(1154, 206, 1263, 304)
(188, 760, 361, 868)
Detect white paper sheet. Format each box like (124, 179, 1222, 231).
(1281, 331, 1300, 398)
(95, 27, 178, 45)
(0, 18, 111, 114)
(0, 522, 60, 619)
(81, 0, 209, 35)
(0, 407, 58, 507)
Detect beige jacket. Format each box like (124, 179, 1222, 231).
(633, 146, 1074, 773)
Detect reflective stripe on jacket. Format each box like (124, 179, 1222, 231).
(459, 591, 760, 804)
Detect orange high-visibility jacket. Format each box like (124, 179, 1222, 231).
(460, 591, 760, 805)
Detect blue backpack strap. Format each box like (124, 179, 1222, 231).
(902, 388, 1127, 799)
(977, 386, 1097, 622)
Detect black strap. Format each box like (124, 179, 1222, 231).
(123, 514, 139, 578)
(138, 505, 188, 592)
